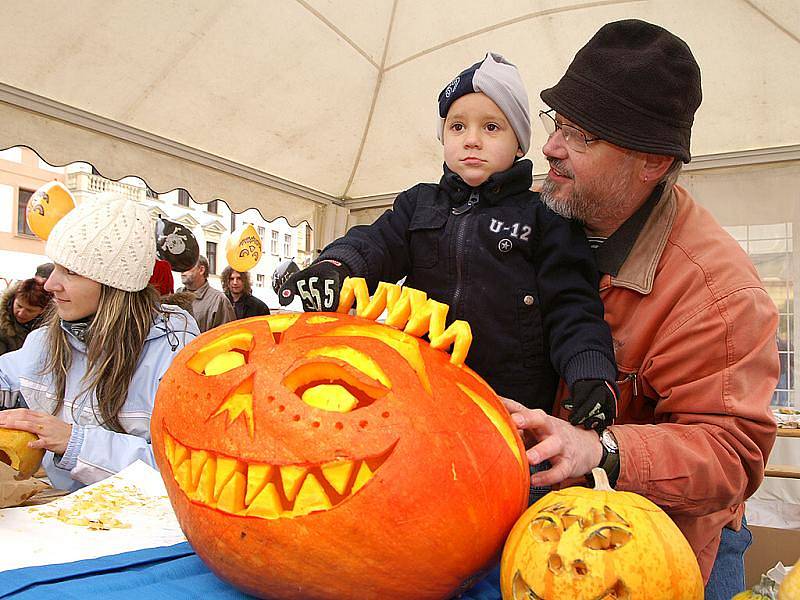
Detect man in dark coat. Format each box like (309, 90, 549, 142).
(221, 267, 270, 319)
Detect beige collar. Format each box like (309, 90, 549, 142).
(608, 185, 678, 294)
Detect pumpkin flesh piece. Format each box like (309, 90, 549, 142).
(320, 460, 356, 496)
(301, 385, 358, 412)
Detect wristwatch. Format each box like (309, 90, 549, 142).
(594, 428, 620, 487)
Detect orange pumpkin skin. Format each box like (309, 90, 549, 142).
(500, 475, 704, 600)
(152, 313, 528, 600)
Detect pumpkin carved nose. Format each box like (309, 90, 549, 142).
(547, 553, 563, 573)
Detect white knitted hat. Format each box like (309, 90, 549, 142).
(45, 192, 156, 292)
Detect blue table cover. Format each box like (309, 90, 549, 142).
(0, 542, 502, 599)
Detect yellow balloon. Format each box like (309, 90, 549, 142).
(26, 181, 76, 240)
(226, 224, 263, 272)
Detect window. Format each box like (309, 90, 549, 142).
(206, 242, 218, 275)
(256, 274, 265, 287)
(270, 230, 279, 255)
(258, 226, 266, 239)
(283, 234, 292, 257)
(305, 225, 313, 253)
(230, 213, 236, 231)
(17, 189, 35, 236)
(726, 222, 794, 406)
(178, 189, 190, 207)
(207, 199, 219, 214)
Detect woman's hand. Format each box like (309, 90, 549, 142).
(0, 408, 73, 455)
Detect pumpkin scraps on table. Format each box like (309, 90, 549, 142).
(500, 468, 704, 600)
(151, 278, 530, 600)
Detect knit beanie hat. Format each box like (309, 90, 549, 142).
(46, 192, 156, 292)
(540, 19, 701, 163)
(437, 52, 531, 154)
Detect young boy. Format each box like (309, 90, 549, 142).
(279, 53, 617, 429)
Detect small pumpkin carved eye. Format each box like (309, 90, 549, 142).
(584, 526, 633, 550)
(529, 516, 561, 542)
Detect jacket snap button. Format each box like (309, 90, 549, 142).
(523, 295, 534, 306)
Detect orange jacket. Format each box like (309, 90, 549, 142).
(558, 184, 779, 581)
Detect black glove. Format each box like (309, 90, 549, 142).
(278, 259, 350, 312)
(564, 379, 618, 430)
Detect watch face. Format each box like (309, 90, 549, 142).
(601, 429, 619, 452)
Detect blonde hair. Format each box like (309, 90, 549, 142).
(43, 284, 162, 433)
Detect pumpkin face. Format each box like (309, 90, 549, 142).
(500, 473, 704, 600)
(152, 311, 528, 600)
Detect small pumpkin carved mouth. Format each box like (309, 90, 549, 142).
(512, 571, 630, 600)
(163, 430, 395, 519)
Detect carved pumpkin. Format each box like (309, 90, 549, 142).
(0, 427, 44, 477)
(780, 559, 800, 600)
(152, 279, 529, 600)
(500, 469, 704, 600)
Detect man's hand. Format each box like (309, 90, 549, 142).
(501, 397, 603, 487)
(278, 260, 350, 312)
(563, 379, 618, 430)
(0, 408, 73, 455)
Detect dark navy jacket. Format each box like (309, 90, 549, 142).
(320, 159, 615, 410)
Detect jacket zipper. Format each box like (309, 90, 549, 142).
(619, 372, 639, 397)
(450, 190, 480, 315)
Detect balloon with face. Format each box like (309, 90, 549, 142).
(226, 224, 262, 273)
(26, 181, 76, 240)
(155, 219, 200, 272)
(151, 312, 529, 600)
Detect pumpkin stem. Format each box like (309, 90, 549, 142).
(591, 468, 613, 491)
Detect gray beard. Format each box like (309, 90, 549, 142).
(540, 165, 637, 233)
(540, 178, 590, 222)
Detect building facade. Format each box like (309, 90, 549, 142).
(0, 147, 313, 309)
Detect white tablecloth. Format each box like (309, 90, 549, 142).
(747, 434, 800, 529)
(0, 461, 186, 572)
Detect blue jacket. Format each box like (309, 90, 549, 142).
(320, 159, 616, 409)
(0, 306, 199, 491)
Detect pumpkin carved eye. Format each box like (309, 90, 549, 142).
(282, 357, 390, 413)
(584, 526, 633, 551)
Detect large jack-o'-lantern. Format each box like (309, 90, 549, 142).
(152, 278, 529, 600)
(500, 469, 703, 600)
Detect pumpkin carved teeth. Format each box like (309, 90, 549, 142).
(163, 431, 394, 519)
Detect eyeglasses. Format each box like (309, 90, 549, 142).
(538, 110, 601, 153)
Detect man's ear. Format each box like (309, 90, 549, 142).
(516, 147, 525, 158)
(641, 153, 674, 183)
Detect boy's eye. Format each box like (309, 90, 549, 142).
(450, 123, 464, 132)
(66, 269, 78, 276)
(486, 123, 499, 132)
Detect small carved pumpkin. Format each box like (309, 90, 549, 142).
(152, 280, 529, 600)
(500, 469, 704, 600)
(780, 559, 800, 600)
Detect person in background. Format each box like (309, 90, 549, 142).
(221, 266, 269, 319)
(0, 278, 52, 355)
(33, 263, 54, 285)
(500, 20, 778, 599)
(0, 193, 199, 491)
(178, 255, 235, 332)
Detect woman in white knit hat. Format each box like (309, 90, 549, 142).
(0, 192, 199, 491)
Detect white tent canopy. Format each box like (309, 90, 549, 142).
(0, 0, 798, 241)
